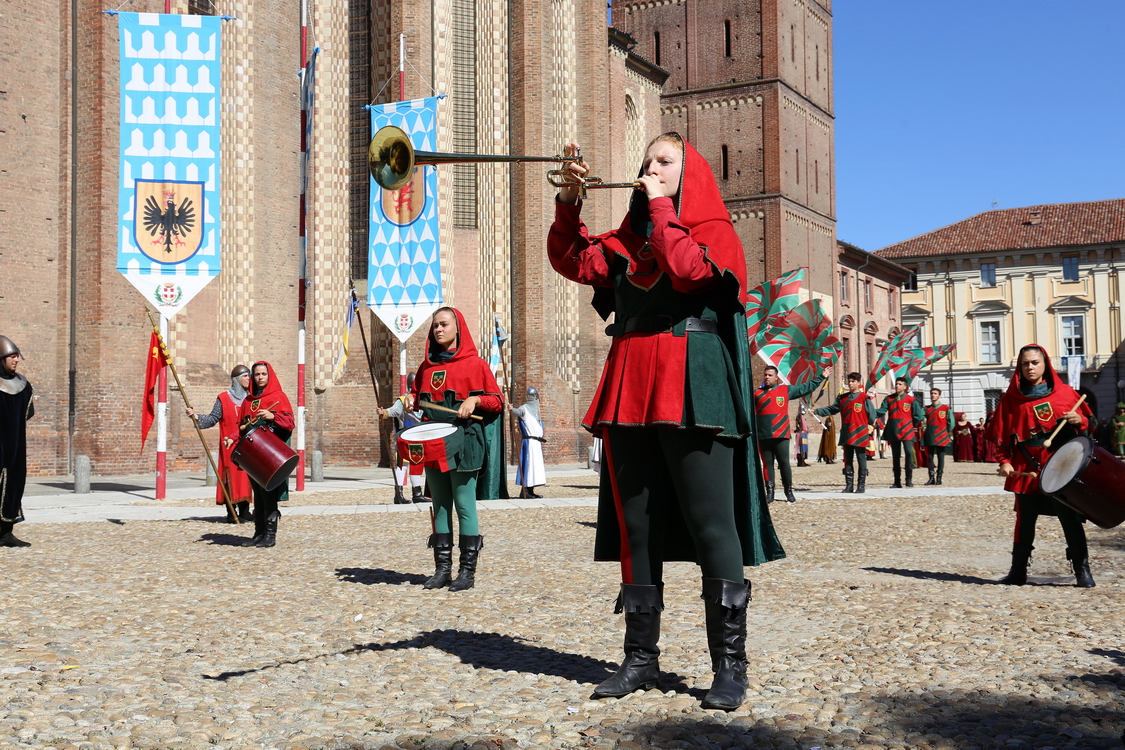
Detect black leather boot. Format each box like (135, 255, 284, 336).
(241, 515, 265, 547)
(1067, 547, 1095, 588)
(855, 470, 867, 494)
(924, 469, 936, 486)
(782, 481, 796, 504)
(700, 578, 751, 711)
(393, 484, 410, 504)
(842, 467, 854, 493)
(411, 485, 429, 503)
(236, 501, 252, 522)
(424, 533, 453, 589)
(999, 543, 1033, 585)
(448, 535, 483, 592)
(255, 510, 280, 548)
(764, 480, 775, 504)
(592, 583, 663, 699)
(0, 522, 30, 548)
(891, 467, 902, 489)
(905, 468, 914, 487)
(936, 468, 944, 485)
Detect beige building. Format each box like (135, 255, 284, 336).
(877, 199, 1125, 421)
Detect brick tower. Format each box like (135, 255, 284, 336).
(612, 0, 836, 303)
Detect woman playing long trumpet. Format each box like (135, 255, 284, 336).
(547, 133, 784, 711)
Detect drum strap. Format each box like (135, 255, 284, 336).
(1014, 437, 1043, 472)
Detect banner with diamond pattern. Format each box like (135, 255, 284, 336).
(367, 97, 443, 343)
(116, 12, 222, 320)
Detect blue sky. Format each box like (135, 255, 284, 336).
(834, 1, 1125, 251)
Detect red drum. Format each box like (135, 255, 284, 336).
(1039, 436, 1125, 529)
(396, 422, 463, 473)
(232, 423, 299, 491)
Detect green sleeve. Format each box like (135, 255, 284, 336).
(913, 399, 925, 422)
(814, 395, 841, 417)
(789, 375, 826, 401)
(875, 396, 890, 419)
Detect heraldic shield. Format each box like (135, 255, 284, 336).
(380, 168, 427, 226)
(134, 179, 205, 264)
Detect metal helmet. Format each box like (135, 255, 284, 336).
(0, 336, 22, 360)
(407, 372, 417, 388)
(526, 386, 539, 400)
(230, 365, 251, 379)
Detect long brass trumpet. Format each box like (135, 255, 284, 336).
(368, 125, 640, 194)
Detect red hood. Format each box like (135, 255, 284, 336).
(247, 361, 293, 414)
(1001, 343, 1058, 403)
(426, 307, 480, 363)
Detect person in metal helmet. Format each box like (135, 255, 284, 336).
(508, 386, 546, 499)
(0, 336, 34, 547)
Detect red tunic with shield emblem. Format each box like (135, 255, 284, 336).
(923, 402, 951, 448)
(815, 390, 875, 448)
(878, 393, 919, 442)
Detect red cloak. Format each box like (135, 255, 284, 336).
(410, 307, 503, 413)
(238, 362, 295, 436)
(548, 135, 748, 430)
(984, 344, 1091, 494)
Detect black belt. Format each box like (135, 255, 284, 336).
(523, 435, 547, 443)
(605, 316, 718, 337)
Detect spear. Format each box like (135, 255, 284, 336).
(145, 308, 238, 523)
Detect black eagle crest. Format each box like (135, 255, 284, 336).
(142, 194, 197, 253)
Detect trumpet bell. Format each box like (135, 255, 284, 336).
(368, 125, 416, 192)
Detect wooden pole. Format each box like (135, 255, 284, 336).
(145, 308, 239, 523)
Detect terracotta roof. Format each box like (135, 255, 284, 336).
(875, 199, 1125, 260)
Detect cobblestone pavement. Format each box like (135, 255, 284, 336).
(2, 462, 1124, 750)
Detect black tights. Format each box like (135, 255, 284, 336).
(1013, 495, 1087, 556)
(251, 481, 282, 530)
(606, 427, 745, 585)
(889, 440, 915, 474)
(759, 438, 792, 486)
(843, 445, 867, 475)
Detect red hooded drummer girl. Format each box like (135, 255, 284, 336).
(237, 362, 295, 549)
(985, 343, 1095, 587)
(407, 307, 504, 593)
(548, 132, 784, 712)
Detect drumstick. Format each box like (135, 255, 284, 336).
(1011, 471, 1038, 478)
(418, 400, 484, 422)
(1044, 393, 1086, 448)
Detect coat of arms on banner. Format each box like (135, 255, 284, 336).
(381, 170, 426, 226)
(134, 180, 204, 263)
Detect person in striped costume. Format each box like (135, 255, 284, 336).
(922, 388, 952, 485)
(753, 366, 827, 503)
(876, 377, 925, 488)
(815, 372, 877, 493)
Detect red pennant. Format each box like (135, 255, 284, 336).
(140, 331, 165, 452)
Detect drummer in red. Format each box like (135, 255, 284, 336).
(237, 362, 295, 549)
(986, 344, 1094, 587)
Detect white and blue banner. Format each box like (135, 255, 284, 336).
(368, 97, 442, 343)
(116, 12, 221, 319)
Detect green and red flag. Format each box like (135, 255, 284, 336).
(746, 267, 805, 353)
(757, 299, 843, 387)
(891, 344, 956, 383)
(865, 325, 922, 389)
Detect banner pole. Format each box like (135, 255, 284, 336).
(156, 316, 168, 499)
(296, 3, 309, 492)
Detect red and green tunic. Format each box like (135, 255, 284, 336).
(877, 393, 923, 442)
(815, 391, 876, 448)
(923, 402, 952, 448)
(753, 376, 825, 440)
(547, 135, 784, 568)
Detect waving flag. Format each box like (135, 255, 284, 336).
(756, 299, 843, 387)
(891, 344, 956, 383)
(866, 325, 922, 389)
(490, 313, 508, 375)
(332, 292, 359, 381)
(746, 267, 805, 352)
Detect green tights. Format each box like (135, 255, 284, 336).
(426, 469, 479, 535)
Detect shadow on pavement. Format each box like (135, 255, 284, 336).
(863, 566, 1001, 585)
(203, 629, 691, 692)
(40, 481, 152, 494)
(576, 520, 597, 529)
(1091, 648, 1125, 668)
(197, 532, 249, 546)
(335, 567, 429, 586)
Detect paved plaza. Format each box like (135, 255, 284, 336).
(1, 460, 1123, 750)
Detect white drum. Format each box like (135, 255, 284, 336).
(396, 422, 464, 473)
